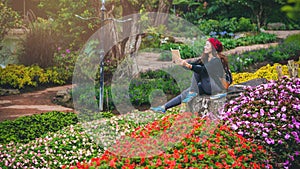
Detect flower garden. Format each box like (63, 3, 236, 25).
(1, 1, 300, 169)
(0, 61, 299, 169)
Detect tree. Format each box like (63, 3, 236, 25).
(0, 1, 21, 41)
(282, 0, 300, 21)
(207, 0, 286, 30)
(38, 0, 101, 48)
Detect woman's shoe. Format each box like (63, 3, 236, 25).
(182, 92, 197, 103)
(150, 106, 166, 113)
(210, 93, 227, 100)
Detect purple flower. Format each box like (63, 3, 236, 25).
(66, 49, 71, 53)
(265, 138, 274, 144)
(281, 106, 286, 112)
(262, 132, 268, 137)
(288, 124, 294, 129)
(283, 160, 289, 166)
(231, 124, 238, 130)
(57, 47, 61, 51)
(278, 140, 283, 144)
(282, 113, 287, 119)
(292, 104, 300, 110)
(291, 131, 298, 138)
(285, 134, 290, 140)
(238, 131, 244, 135)
(295, 151, 299, 156)
(252, 112, 258, 118)
(260, 109, 265, 116)
(276, 113, 281, 118)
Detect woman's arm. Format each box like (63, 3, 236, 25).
(184, 57, 202, 64)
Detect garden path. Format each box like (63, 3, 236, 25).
(0, 85, 74, 121)
(0, 30, 299, 121)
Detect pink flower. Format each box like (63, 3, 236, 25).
(285, 134, 290, 140)
(281, 106, 286, 112)
(66, 49, 71, 53)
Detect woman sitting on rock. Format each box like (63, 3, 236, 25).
(151, 37, 232, 113)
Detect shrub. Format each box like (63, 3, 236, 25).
(0, 64, 66, 89)
(18, 18, 63, 68)
(0, 111, 78, 144)
(237, 17, 255, 32)
(222, 77, 300, 168)
(53, 47, 79, 83)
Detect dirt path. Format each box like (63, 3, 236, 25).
(0, 30, 299, 122)
(0, 85, 74, 121)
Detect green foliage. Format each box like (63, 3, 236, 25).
(198, 17, 256, 35)
(0, 1, 21, 40)
(220, 32, 277, 51)
(237, 17, 255, 32)
(159, 43, 198, 60)
(38, 0, 100, 48)
(282, 0, 300, 21)
(19, 18, 62, 68)
(0, 111, 78, 144)
(53, 48, 79, 83)
(0, 35, 22, 65)
(0, 64, 66, 89)
(284, 33, 300, 46)
(228, 35, 300, 72)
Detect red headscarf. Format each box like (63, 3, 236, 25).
(208, 38, 223, 52)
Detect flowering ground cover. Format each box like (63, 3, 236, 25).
(63, 113, 271, 169)
(0, 63, 299, 168)
(222, 77, 300, 168)
(0, 112, 163, 168)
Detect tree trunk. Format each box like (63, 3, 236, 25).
(154, 0, 173, 26)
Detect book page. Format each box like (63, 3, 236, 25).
(171, 49, 181, 64)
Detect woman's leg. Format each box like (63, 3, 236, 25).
(190, 72, 201, 93)
(164, 88, 190, 110)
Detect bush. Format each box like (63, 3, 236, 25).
(19, 18, 63, 68)
(0, 64, 66, 89)
(237, 17, 255, 32)
(53, 47, 79, 83)
(222, 77, 300, 168)
(0, 111, 78, 144)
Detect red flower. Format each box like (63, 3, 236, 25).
(109, 158, 116, 168)
(198, 154, 204, 160)
(216, 162, 223, 168)
(184, 155, 189, 163)
(156, 158, 162, 166)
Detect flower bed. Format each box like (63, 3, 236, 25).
(63, 113, 271, 169)
(222, 77, 300, 168)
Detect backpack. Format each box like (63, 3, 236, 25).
(219, 56, 233, 90)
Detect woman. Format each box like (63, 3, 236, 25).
(151, 37, 231, 113)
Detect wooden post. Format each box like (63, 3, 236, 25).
(276, 65, 283, 80)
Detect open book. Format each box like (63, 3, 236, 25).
(171, 49, 182, 64)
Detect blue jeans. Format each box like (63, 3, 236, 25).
(164, 73, 207, 110)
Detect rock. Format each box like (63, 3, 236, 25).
(53, 89, 73, 108)
(0, 88, 20, 96)
(186, 78, 268, 117)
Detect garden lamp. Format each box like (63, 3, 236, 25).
(98, 0, 106, 111)
(75, 0, 132, 111)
